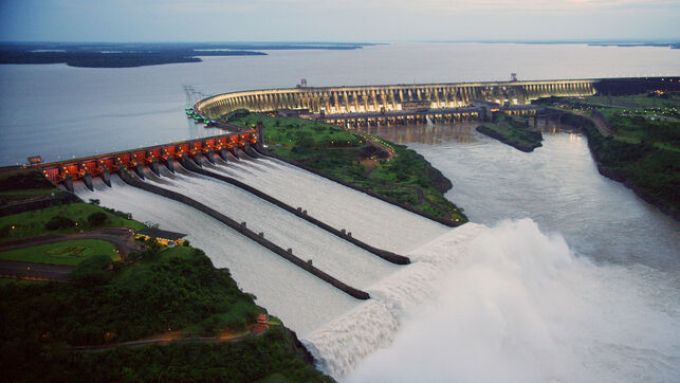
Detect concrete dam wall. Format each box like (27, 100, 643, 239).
(195, 79, 597, 119)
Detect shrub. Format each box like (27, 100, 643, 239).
(45, 215, 76, 230)
(0, 224, 11, 238)
(87, 212, 108, 227)
(70, 254, 113, 286)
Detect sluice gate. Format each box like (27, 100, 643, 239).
(40, 130, 258, 191)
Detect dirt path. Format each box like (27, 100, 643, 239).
(74, 323, 274, 353)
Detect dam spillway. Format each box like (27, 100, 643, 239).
(71, 150, 452, 335)
(74, 176, 361, 335)
(139, 163, 399, 290)
(215, 157, 449, 253)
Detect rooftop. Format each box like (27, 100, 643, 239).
(137, 228, 187, 240)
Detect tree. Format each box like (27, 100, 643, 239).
(45, 216, 75, 230)
(87, 212, 108, 227)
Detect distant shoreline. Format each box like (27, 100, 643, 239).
(0, 42, 374, 68)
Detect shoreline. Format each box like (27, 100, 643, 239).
(476, 124, 543, 152)
(540, 109, 679, 221)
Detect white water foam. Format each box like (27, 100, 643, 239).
(313, 219, 680, 382)
(304, 223, 487, 377)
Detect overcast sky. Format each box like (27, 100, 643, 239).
(1, 0, 679, 42)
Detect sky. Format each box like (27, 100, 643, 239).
(1, 0, 679, 43)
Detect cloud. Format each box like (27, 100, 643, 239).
(81, 0, 680, 14)
(1, 0, 678, 41)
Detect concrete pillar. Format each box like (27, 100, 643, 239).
(341, 91, 348, 112)
(101, 168, 111, 187)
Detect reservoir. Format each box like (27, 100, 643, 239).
(2, 42, 680, 165)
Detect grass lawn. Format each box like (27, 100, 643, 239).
(0, 202, 144, 243)
(585, 94, 680, 108)
(0, 239, 118, 266)
(231, 113, 365, 151)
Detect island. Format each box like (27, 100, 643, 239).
(0, 42, 374, 68)
(476, 115, 543, 152)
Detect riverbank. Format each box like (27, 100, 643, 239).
(476, 116, 543, 152)
(0, 170, 335, 382)
(537, 93, 680, 220)
(228, 113, 468, 226)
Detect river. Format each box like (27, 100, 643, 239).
(7, 42, 679, 382)
(339, 123, 680, 382)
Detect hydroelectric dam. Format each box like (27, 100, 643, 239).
(195, 78, 596, 126)
(39, 77, 635, 377)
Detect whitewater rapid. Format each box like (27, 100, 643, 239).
(310, 219, 680, 383)
(304, 222, 487, 377)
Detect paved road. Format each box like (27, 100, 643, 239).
(0, 260, 74, 281)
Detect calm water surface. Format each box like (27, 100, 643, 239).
(2, 42, 680, 164)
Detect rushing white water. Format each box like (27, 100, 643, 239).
(305, 223, 486, 377)
(140, 165, 398, 289)
(320, 219, 680, 382)
(75, 176, 359, 336)
(212, 156, 449, 253)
